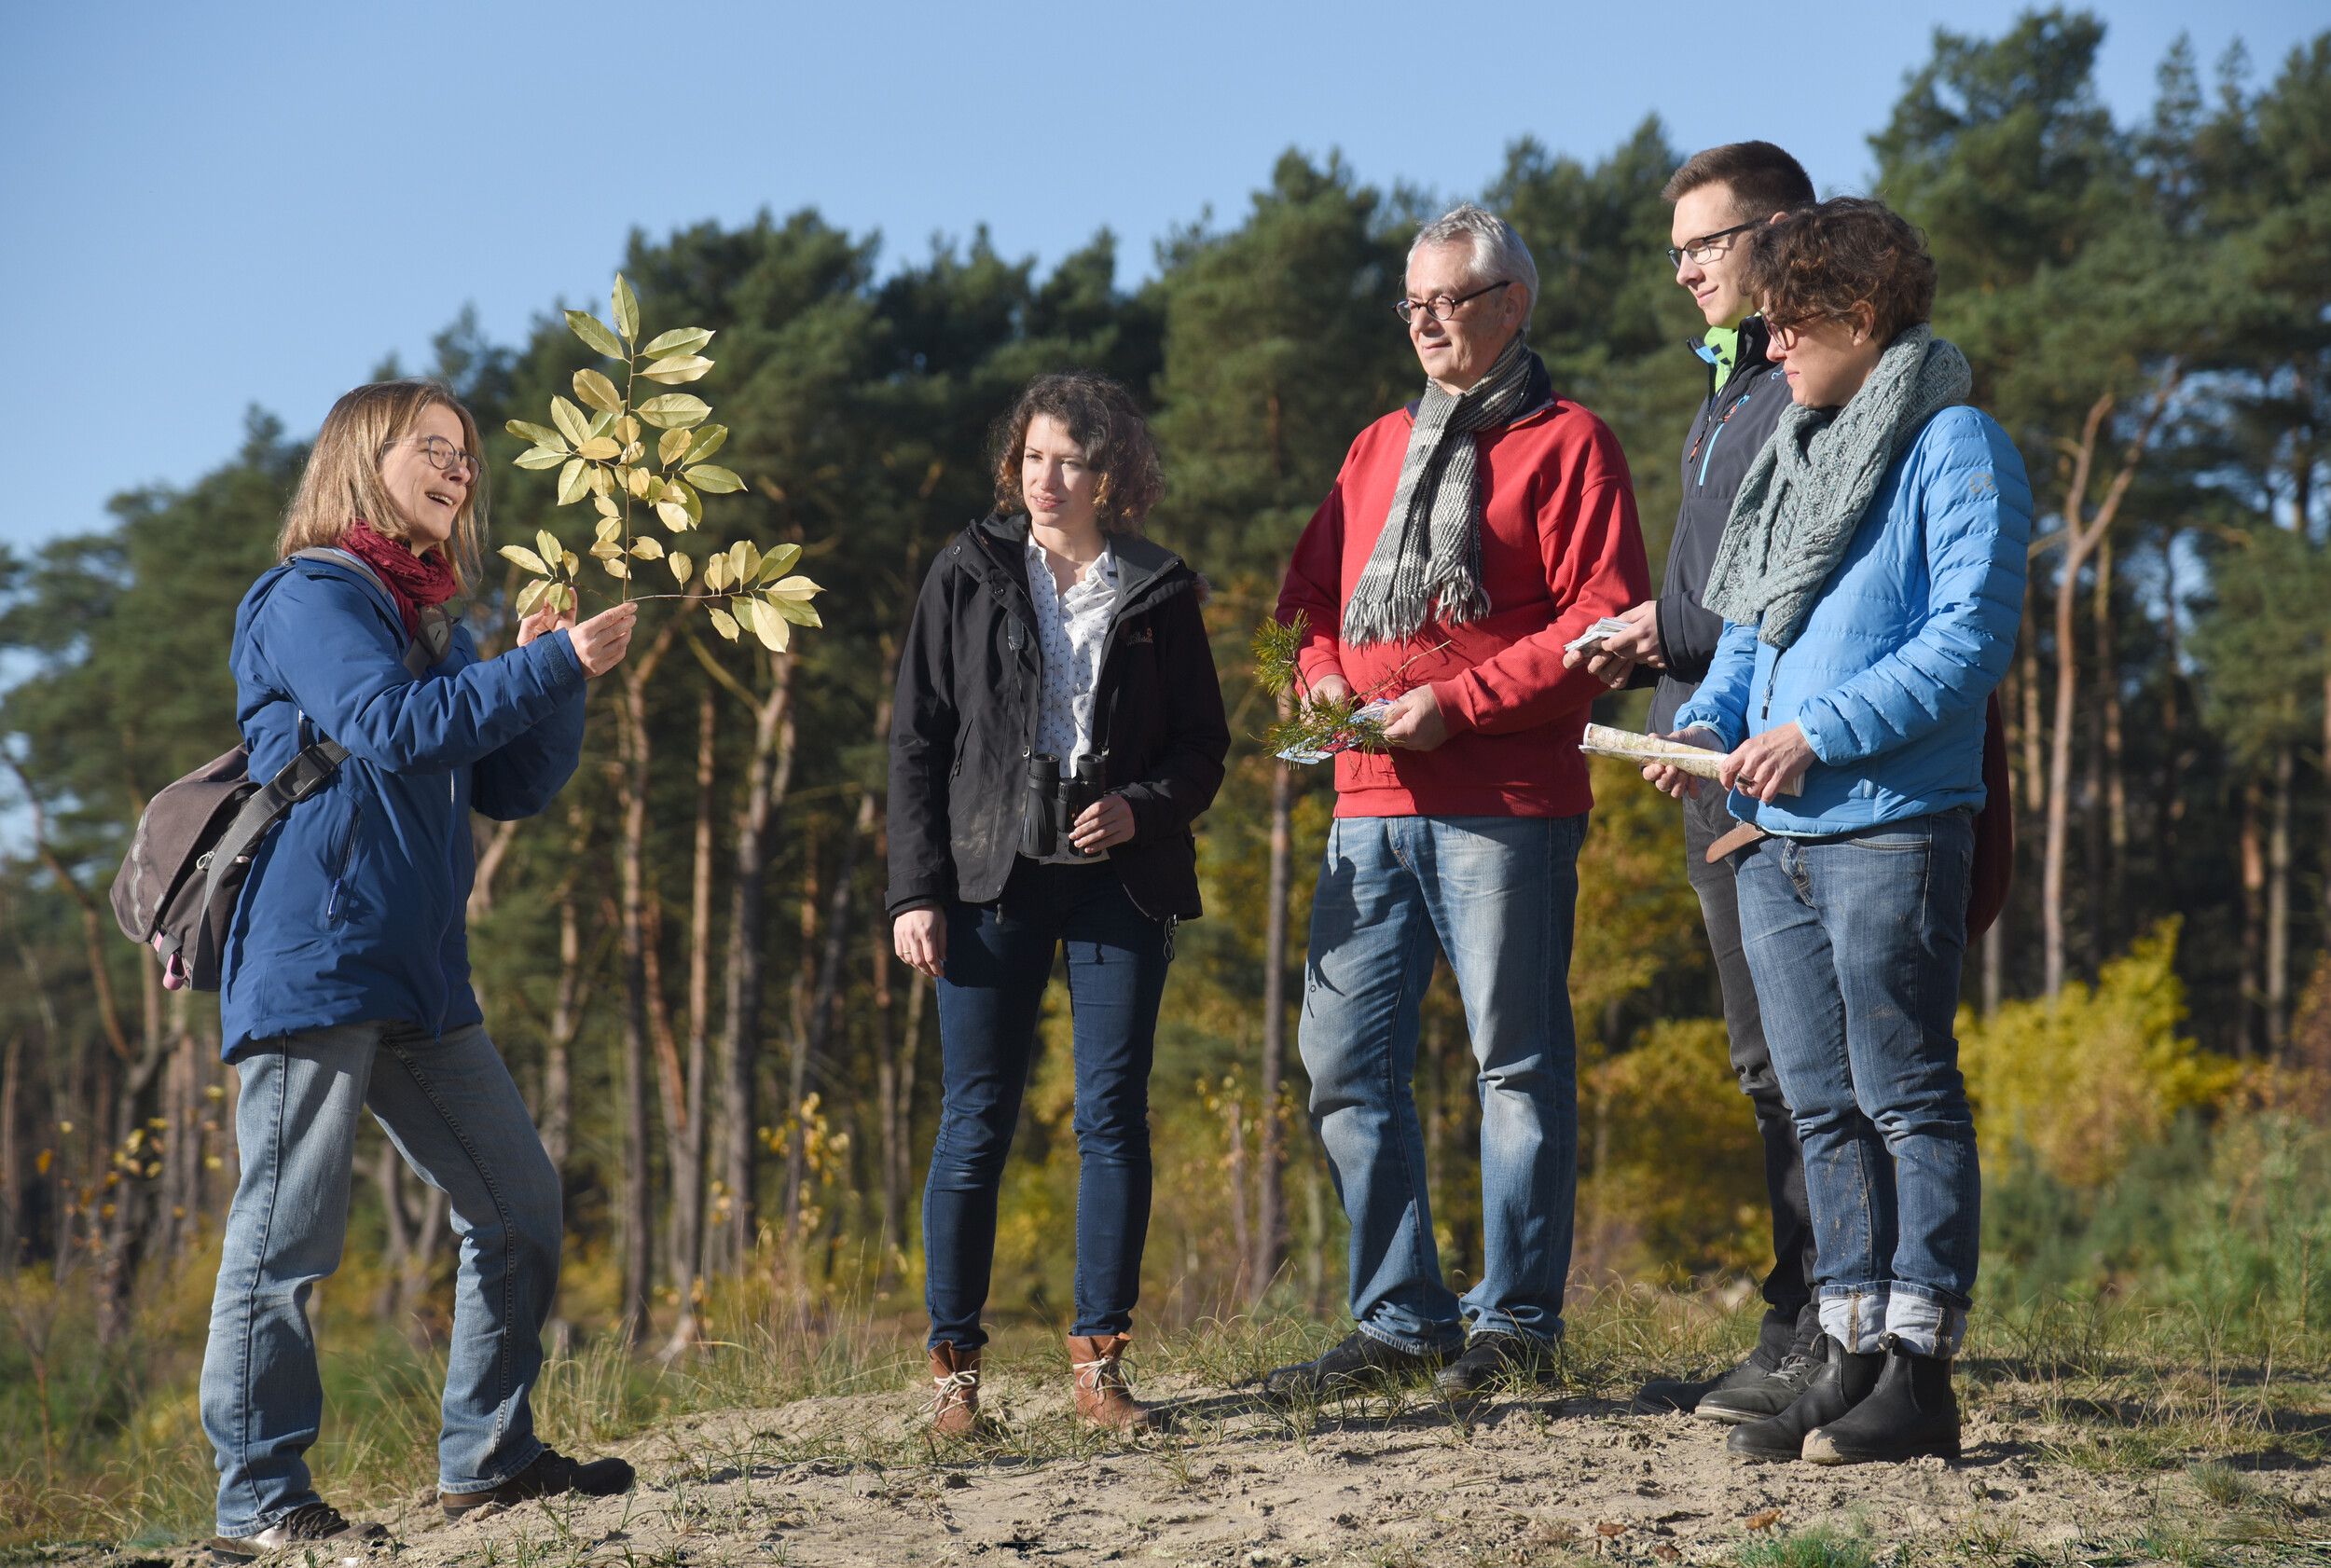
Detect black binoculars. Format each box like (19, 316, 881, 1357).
(1021, 752, 1108, 859)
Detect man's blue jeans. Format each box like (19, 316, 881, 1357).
(925, 860, 1170, 1351)
(1299, 813, 1584, 1352)
(200, 1019, 562, 1534)
(1731, 810, 1980, 1357)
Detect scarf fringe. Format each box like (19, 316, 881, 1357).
(1343, 337, 1538, 649)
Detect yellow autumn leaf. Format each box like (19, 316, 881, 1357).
(573, 368, 623, 413)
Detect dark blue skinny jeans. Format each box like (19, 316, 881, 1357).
(924, 859, 1170, 1351)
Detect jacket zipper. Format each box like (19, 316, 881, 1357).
(1696, 391, 1752, 487)
(324, 798, 364, 924)
(1761, 647, 1783, 722)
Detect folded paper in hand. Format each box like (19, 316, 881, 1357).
(1578, 723, 1801, 796)
(1564, 617, 1634, 654)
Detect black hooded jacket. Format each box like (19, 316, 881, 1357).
(1648, 319, 1794, 734)
(886, 514, 1230, 924)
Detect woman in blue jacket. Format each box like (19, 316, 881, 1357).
(200, 380, 640, 1561)
(1653, 200, 2031, 1466)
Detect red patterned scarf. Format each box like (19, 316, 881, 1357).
(339, 522, 460, 640)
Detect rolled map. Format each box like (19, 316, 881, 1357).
(1578, 723, 1802, 796)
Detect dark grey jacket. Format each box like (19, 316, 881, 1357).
(886, 514, 1229, 923)
(1648, 319, 1793, 734)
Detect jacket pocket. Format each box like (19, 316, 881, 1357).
(322, 795, 364, 926)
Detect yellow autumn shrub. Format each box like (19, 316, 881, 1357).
(1579, 1016, 1768, 1281)
(1959, 918, 2240, 1189)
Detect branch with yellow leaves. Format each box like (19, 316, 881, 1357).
(500, 274, 828, 654)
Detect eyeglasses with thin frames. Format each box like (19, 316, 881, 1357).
(381, 433, 479, 479)
(1666, 220, 1759, 269)
(1393, 280, 1511, 323)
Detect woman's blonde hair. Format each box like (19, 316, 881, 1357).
(277, 378, 488, 586)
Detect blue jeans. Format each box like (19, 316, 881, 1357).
(1299, 813, 1584, 1353)
(200, 1020, 561, 1534)
(925, 860, 1170, 1351)
(1732, 810, 1980, 1356)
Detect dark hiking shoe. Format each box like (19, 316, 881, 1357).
(1634, 1347, 1788, 1414)
(1262, 1330, 1448, 1400)
(1434, 1331, 1563, 1398)
(211, 1502, 388, 1565)
(1725, 1337, 1883, 1461)
(1801, 1337, 1962, 1465)
(440, 1446, 637, 1519)
(1693, 1343, 1822, 1424)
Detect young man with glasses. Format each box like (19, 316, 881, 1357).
(1566, 141, 1822, 1424)
(1264, 203, 1648, 1400)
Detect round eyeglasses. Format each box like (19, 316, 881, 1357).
(1393, 280, 1511, 323)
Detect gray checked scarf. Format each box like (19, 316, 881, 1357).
(1342, 334, 1540, 647)
(1701, 324, 1972, 650)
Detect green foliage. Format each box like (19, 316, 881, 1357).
(2189, 523, 2331, 766)
(1731, 1521, 1876, 1568)
(1251, 612, 1392, 758)
(1983, 1106, 2331, 1339)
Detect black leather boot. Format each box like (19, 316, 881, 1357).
(1724, 1336, 1883, 1461)
(1801, 1336, 1961, 1464)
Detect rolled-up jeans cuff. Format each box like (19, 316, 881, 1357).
(1883, 1285, 1967, 1358)
(1818, 1284, 1892, 1355)
(1465, 1311, 1561, 1353)
(1357, 1317, 1463, 1358)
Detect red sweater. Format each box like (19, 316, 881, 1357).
(1275, 390, 1648, 818)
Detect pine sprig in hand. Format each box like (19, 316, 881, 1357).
(1252, 612, 1392, 758)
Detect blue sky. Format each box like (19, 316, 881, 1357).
(3, 0, 2322, 556)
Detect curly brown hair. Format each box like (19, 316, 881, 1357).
(990, 371, 1164, 534)
(1745, 197, 1937, 346)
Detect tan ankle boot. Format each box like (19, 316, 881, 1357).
(929, 1343, 984, 1438)
(1069, 1333, 1153, 1431)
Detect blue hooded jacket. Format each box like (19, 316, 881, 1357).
(218, 554, 588, 1060)
(1673, 406, 2032, 834)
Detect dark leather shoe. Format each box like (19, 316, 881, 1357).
(441, 1446, 637, 1519)
(1434, 1331, 1561, 1397)
(1694, 1343, 1821, 1424)
(1262, 1329, 1449, 1399)
(1802, 1337, 1961, 1465)
(1725, 1337, 1883, 1461)
(1635, 1347, 1783, 1414)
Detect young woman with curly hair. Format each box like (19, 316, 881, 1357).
(886, 371, 1228, 1435)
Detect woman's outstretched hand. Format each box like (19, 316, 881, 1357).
(894, 907, 946, 978)
(565, 602, 640, 677)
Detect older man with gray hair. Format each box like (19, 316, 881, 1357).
(1266, 203, 1648, 1398)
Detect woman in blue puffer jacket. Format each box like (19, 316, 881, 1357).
(200, 380, 639, 1561)
(1652, 199, 2031, 1468)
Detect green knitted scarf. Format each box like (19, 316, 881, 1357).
(1701, 324, 1972, 649)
